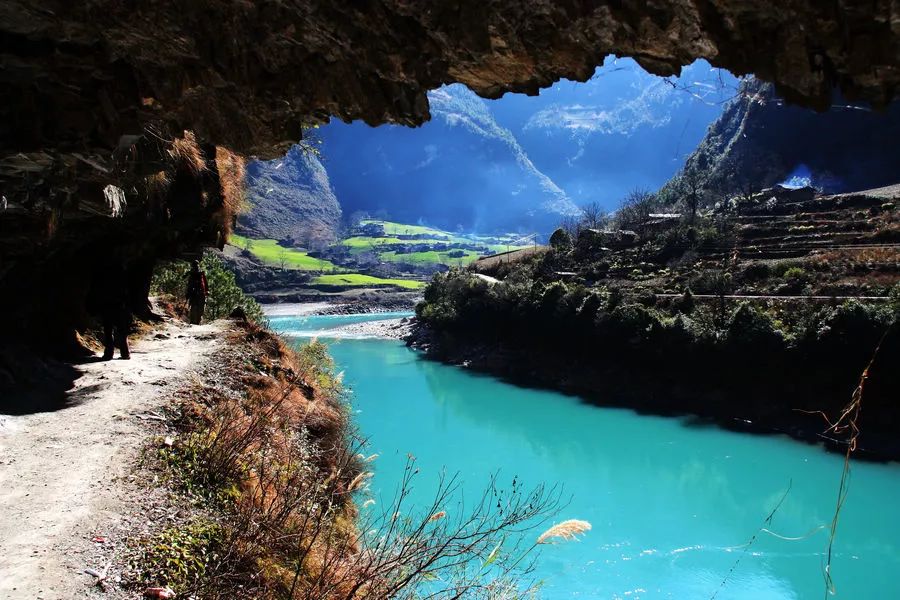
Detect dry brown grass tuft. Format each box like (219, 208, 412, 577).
(168, 130, 207, 176)
(144, 170, 171, 210)
(214, 146, 246, 242)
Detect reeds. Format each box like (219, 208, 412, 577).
(536, 519, 592, 544)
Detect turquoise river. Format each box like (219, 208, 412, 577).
(271, 311, 900, 599)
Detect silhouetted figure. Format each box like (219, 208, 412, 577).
(186, 260, 208, 325)
(97, 259, 131, 360)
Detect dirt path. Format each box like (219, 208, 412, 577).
(0, 319, 222, 600)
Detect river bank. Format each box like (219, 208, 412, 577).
(260, 291, 420, 317)
(405, 320, 900, 461)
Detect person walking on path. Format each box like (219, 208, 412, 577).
(186, 259, 208, 325)
(92, 257, 132, 360)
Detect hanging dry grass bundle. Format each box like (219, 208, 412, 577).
(214, 146, 246, 218)
(168, 130, 207, 175)
(536, 519, 592, 544)
(144, 170, 171, 211)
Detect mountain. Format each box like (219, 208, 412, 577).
(491, 57, 739, 207)
(238, 146, 342, 246)
(659, 78, 900, 203)
(315, 57, 738, 232)
(317, 85, 580, 233)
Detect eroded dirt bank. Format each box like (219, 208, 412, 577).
(0, 320, 222, 599)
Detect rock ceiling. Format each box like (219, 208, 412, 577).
(2, 0, 898, 161)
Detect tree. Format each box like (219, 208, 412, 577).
(616, 188, 657, 237)
(278, 247, 288, 271)
(558, 214, 582, 240)
(348, 210, 368, 231)
(580, 201, 610, 230)
(683, 167, 707, 224)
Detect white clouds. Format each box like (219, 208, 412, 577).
(524, 81, 680, 137)
(414, 144, 439, 169)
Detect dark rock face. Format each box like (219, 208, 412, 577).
(3, 1, 899, 162)
(240, 147, 342, 244)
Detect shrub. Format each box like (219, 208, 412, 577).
(549, 227, 573, 250)
(152, 252, 266, 325)
(725, 302, 784, 350)
(890, 284, 900, 319)
(635, 289, 658, 308)
(577, 292, 604, 325)
(675, 288, 695, 314)
(600, 303, 665, 345)
(741, 262, 771, 282)
(605, 286, 624, 311)
(816, 300, 891, 348)
(782, 267, 807, 282)
(688, 270, 732, 295)
(135, 519, 223, 593)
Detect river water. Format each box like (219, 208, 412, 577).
(271, 312, 900, 599)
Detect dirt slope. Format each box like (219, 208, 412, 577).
(0, 320, 222, 599)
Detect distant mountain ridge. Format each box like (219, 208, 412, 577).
(240, 58, 739, 237)
(500, 58, 738, 207)
(317, 84, 580, 233)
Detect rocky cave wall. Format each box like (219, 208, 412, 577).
(3, 0, 899, 160)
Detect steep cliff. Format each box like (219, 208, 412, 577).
(240, 146, 342, 244)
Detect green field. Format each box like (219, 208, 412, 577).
(312, 273, 425, 289)
(341, 236, 418, 253)
(230, 234, 343, 271)
(362, 219, 453, 238)
(346, 220, 532, 265)
(378, 249, 482, 266)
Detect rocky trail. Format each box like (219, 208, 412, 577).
(0, 319, 222, 600)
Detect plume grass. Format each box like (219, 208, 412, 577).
(536, 519, 592, 544)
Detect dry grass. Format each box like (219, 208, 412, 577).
(145, 170, 171, 207)
(536, 519, 592, 544)
(212, 146, 246, 243)
(168, 130, 208, 176)
(154, 319, 362, 599)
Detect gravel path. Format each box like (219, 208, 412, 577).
(0, 319, 222, 600)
